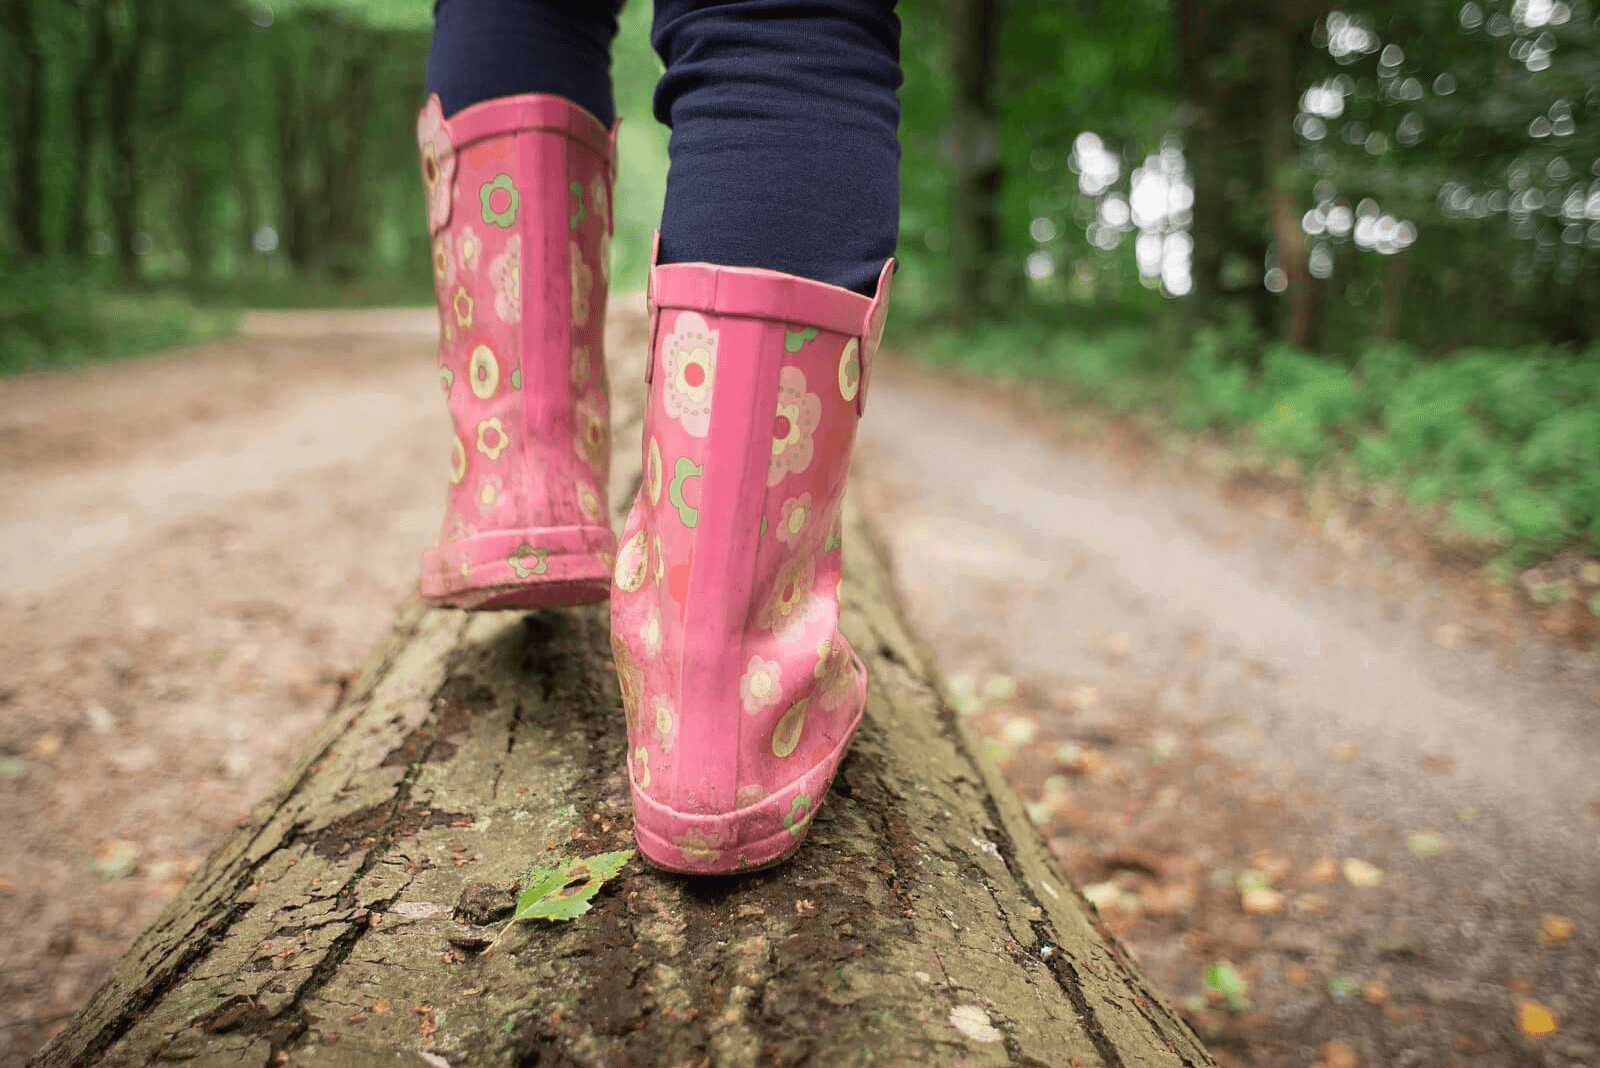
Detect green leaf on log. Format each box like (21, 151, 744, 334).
(513, 850, 634, 923)
(1203, 960, 1252, 1013)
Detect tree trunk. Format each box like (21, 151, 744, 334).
(1265, 8, 1317, 350)
(947, 0, 1005, 324)
(276, 45, 314, 273)
(64, 0, 113, 260)
(230, 51, 261, 272)
(106, 0, 155, 280)
(1173, 0, 1223, 322)
(1377, 248, 1407, 340)
(4, 0, 48, 259)
(318, 41, 378, 279)
(31, 314, 1215, 1068)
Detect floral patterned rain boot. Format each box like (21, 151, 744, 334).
(609, 236, 894, 873)
(415, 93, 617, 610)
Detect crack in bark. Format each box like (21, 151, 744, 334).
(262, 641, 485, 1056)
(491, 698, 526, 801)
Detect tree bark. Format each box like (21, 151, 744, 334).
(1377, 248, 1407, 341)
(106, 0, 155, 279)
(31, 316, 1215, 1068)
(4, 0, 48, 259)
(1265, 7, 1317, 350)
(317, 38, 378, 279)
(275, 49, 309, 272)
(65, 0, 113, 261)
(1172, 0, 1223, 321)
(947, 0, 1005, 324)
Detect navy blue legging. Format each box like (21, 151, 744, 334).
(425, 0, 900, 296)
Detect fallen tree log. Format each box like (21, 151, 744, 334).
(34, 314, 1214, 1068)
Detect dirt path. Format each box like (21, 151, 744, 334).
(856, 364, 1600, 1068)
(2, 311, 1596, 1067)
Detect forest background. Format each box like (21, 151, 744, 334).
(3, 0, 1599, 591)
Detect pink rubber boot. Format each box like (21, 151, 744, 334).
(610, 237, 894, 874)
(415, 93, 617, 610)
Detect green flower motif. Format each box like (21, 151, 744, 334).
(668, 456, 703, 528)
(784, 793, 813, 837)
(759, 514, 769, 537)
(784, 326, 819, 353)
(510, 366, 522, 390)
(509, 542, 548, 578)
(568, 180, 587, 229)
(480, 173, 519, 228)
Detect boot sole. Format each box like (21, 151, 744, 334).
(628, 697, 865, 875)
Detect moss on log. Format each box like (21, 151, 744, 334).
(33, 312, 1214, 1068)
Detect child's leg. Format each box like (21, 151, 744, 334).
(651, 0, 902, 296)
(426, 0, 625, 123)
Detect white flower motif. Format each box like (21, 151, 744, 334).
(816, 638, 855, 711)
(476, 417, 508, 460)
(647, 436, 663, 505)
(589, 174, 609, 231)
(577, 480, 602, 520)
(574, 397, 607, 470)
(777, 493, 813, 545)
(771, 699, 807, 758)
(652, 694, 676, 753)
(570, 241, 592, 326)
(614, 530, 648, 592)
(739, 656, 783, 714)
(760, 554, 826, 642)
(813, 638, 833, 679)
(416, 95, 455, 231)
(469, 343, 499, 400)
(432, 233, 456, 291)
(633, 745, 651, 789)
(769, 367, 821, 486)
(838, 337, 862, 402)
(490, 234, 521, 323)
(640, 605, 663, 656)
(458, 228, 481, 271)
(661, 311, 717, 437)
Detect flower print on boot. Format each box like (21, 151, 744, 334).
(610, 234, 895, 874)
(415, 93, 619, 610)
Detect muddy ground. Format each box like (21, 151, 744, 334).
(2, 306, 1596, 1067)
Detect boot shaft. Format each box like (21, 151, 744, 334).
(612, 241, 892, 870)
(416, 93, 619, 608)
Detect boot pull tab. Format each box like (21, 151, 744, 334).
(645, 230, 663, 385)
(417, 95, 457, 237)
(606, 118, 622, 235)
(856, 258, 896, 416)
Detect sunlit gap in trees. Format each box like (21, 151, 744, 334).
(1028, 132, 1194, 296)
(1039, 0, 1600, 304)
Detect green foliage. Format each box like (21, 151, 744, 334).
(608, 2, 670, 292)
(915, 316, 1600, 569)
(0, 0, 670, 369)
(0, 268, 237, 373)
